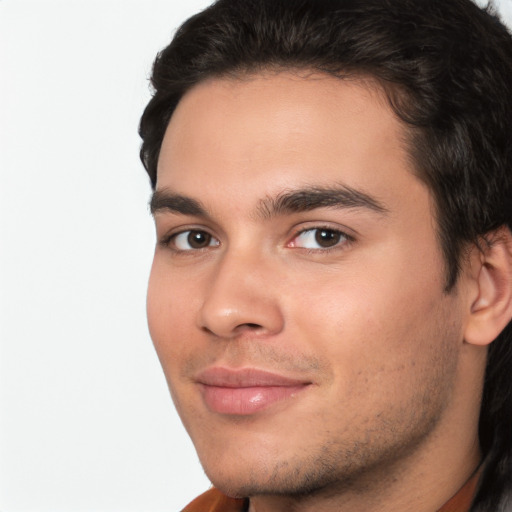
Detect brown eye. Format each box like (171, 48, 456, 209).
(187, 231, 211, 248)
(314, 229, 342, 248)
(291, 227, 348, 249)
(172, 230, 219, 251)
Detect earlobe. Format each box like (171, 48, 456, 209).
(464, 227, 512, 346)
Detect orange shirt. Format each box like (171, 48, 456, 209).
(182, 488, 246, 512)
(182, 469, 480, 512)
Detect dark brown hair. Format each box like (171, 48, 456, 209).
(139, 1, 512, 508)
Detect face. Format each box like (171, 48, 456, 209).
(147, 73, 468, 498)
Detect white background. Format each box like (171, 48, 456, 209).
(0, 1, 511, 511)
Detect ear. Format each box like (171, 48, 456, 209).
(464, 227, 512, 346)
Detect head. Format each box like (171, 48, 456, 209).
(140, 0, 512, 508)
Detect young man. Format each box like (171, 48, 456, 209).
(139, 0, 512, 510)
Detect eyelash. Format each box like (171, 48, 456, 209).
(289, 226, 353, 252)
(159, 226, 354, 254)
(159, 229, 219, 253)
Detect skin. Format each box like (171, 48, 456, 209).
(147, 72, 487, 511)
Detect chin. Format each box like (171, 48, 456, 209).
(199, 447, 344, 499)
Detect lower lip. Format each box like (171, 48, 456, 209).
(200, 384, 308, 415)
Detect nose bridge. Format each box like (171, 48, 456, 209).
(198, 245, 284, 338)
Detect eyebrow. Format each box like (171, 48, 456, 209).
(150, 190, 208, 217)
(256, 184, 389, 219)
(150, 184, 388, 219)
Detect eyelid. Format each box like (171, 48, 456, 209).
(159, 226, 220, 252)
(157, 221, 354, 253)
(287, 224, 354, 251)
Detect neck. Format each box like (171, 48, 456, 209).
(248, 442, 480, 512)
(248, 354, 484, 512)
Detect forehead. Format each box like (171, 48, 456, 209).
(156, 71, 425, 216)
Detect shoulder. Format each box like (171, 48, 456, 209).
(181, 488, 246, 512)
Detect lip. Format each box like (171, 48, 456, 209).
(196, 367, 312, 415)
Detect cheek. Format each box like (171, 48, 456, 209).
(146, 262, 170, 350)
(287, 250, 456, 389)
(146, 263, 199, 417)
(147, 260, 193, 363)
(290, 283, 460, 442)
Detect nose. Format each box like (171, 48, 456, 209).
(198, 251, 285, 339)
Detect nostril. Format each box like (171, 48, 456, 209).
(201, 322, 264, 338)
(201, 323, 262, 335)
(233, 322, 265, 334)
(198, 294, 284, 338)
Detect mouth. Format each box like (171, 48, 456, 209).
(195, 367, 312, 415)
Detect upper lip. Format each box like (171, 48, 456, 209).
(196, 367, 311, 388)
